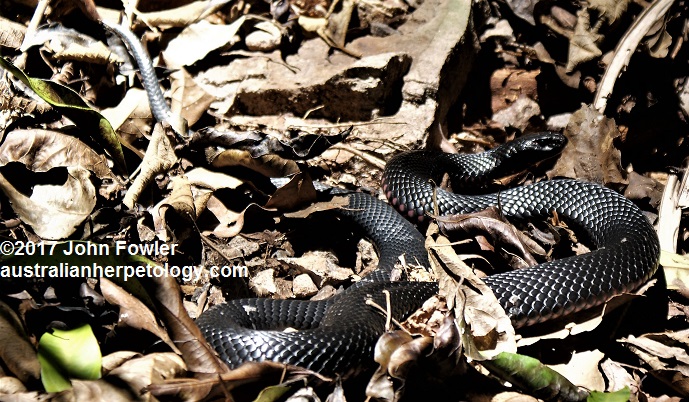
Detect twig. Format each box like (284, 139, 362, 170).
(330, 143, 386, 169)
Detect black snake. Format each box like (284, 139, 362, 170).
(102, 21, 660, 377)
(196, 133, 659, 375)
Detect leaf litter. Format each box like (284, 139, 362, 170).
(0, 0, 688, 400)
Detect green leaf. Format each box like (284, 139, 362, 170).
(253, 384, 291, 402)
(0, 56, 127, 174)
(588, 387, 630, 402)
(483, 352, 589, 402)
(38, 324, 102, 392)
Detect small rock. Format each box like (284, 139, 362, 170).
(293, 273, 318, 298)
(492, 96, 541, 131)
(245, 21, 282, 52)
(312, 285, 338, 301)
(250, 268, 277, 296)
(546, 112, 572, 131)
(278, 250, 354, 286)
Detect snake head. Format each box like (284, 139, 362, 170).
(518, 132, 568, 155)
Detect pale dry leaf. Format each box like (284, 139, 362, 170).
(426, 229, 516, 360)
(48, 40, 115, 65)
(644, 17, 673, 58)
(168, 67, 214, 126)
(106, 353, 187, 397)
(503, 0, 539, 24)
(566, 9, 603, 72)
(600, 358, 638, 393)
(184, 167, 243, 191)
(549, 349, 606, 391)
(100, 88, 152, 142)
(588, 0, 630, 22)
(0, 166, 96, 239)
(162, 17, 245, 68)
(137, 0, 232, 28)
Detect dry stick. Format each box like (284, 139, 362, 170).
(329, 143, 386, 170)
(593, 0, 676, 112)
(365, 291, 411, 334)
(19, 0, 50, 52)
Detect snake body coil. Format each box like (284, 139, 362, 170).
(198, 133, 660, 375)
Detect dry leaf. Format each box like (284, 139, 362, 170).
(548, 104, 626, 186)
(0, 129, 114, 180)
(0, 166, 96, 239)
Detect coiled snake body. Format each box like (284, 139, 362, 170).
(197, 133, 660, 376)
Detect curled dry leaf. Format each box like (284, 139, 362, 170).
(185, 167, 243, 218)
(566, 9, 603, 72)
(368, 331, 433, 401)
(619, 330, 689, 395)
(169, 68, 214, 127)
(147, 361, 313, 400)
(135, 0, 231, 29)
(25, 25, 114, 64)
(209, 202, 275, 238)
(100, 88, 153, 147)
(0, 166, 96, 239)
(374, 331, 415, 370)
(265, 172, 318, 210)
(210, 149, 300, 177)
(136, 274, 229, 375)
(99, 353, 186, 399)
(153, 175, 197, 243)
(549, 350, 606, 392)
(403, 295, 449, 337)
(644, 15, 673, 58)
(437, 207, 539, 269)
(278, 250, 355, 288)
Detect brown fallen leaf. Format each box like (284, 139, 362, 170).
(147, 361, 316, 400)
(138, 276, 228, 376)
(265, 172, 318, 210)
(427, 224, 517, 360)
(0, 129, 115, 180)
(0, 301, 40, 384)
(210, 149, 300, 178)
(168, 67, 214, 127)
(122, 123, 179, 209)
(437, 207, 540, 270)
(100, 278, 180, 354)
(548, 104, 626, 187)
